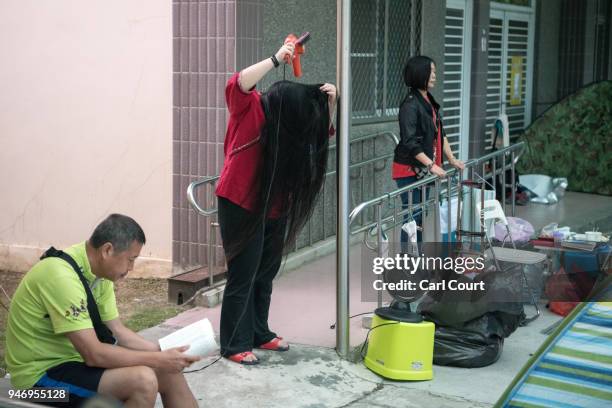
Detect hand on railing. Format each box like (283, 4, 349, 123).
(430, 164, 447, 178)
(449, 158, 465, 170)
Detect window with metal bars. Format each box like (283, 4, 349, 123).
(350, 0, 421, 122)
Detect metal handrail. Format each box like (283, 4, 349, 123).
(184, 130, 401, 287)
(336, 142, 526, 354)
(328, 130, 399, 150)
(348, 142, 525, 230)
(186, 131, 400, 216)
(346, 143, 524, 305)
(186, 141, 523, 261)
(186, 175, 219, 216)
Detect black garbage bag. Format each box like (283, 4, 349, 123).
(417, 264, 526, 367)
(418, 265, 526, 326)
(430, 311, 524, 368)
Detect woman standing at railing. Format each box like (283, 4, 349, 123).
(393, 56, 464, 245)
(214, 39, 337, 365)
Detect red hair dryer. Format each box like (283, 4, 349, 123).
(284, 32, 311, 77)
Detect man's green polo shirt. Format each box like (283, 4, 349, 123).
(5, 242, 118, 389)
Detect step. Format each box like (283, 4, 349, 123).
(167, 266, 226, 305)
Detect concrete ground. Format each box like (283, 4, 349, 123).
(138, 192, 611, 407)
(0, 192, 608, 407)
(141, 303, 558, 408)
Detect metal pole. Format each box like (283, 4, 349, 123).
(382, 0, 390, 114)
(408, 186, 413, 248)
(501, 153, 507, 214)
(421, 184, 427, 241)
(470, 167, 475, 234)
(481, 162, 486, 189)
(481, 161, 486, 250)
(456, 172, 462, 241)
(336, 0, 352, 359)
(511, 151, 516, 216)
(376, 203, 383, 309)
(480, 179, 485, 250)
(433, 179, 440, 241)
(208, 222, 214, 287)
(393, 194, 398, 255)
(361, 140, 365, 213)
(446, 176, 452, 241)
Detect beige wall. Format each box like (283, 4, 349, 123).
(0, 1, 173, 277)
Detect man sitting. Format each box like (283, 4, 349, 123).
(5, 214, 201, 407)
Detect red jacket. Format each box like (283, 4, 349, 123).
(216, 72, 335, 216)
(216, 72, 281, 215)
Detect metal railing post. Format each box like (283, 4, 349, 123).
(421, 184, 427, 241)
(511, 151, 516, 216)
(433, 179, 440, 241)
(502, 153, 507, 214)
(208, 222, 215, 287)
(456, 170, 463, 241)
(375, 203, 384, 309)
(336, 0, 352, 359)
(446, 176, 452, 240)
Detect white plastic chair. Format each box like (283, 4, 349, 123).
(476, 199, 547, 324)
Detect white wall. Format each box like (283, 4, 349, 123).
(0, 1, 172, 277)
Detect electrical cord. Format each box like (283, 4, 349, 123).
(331, 321, 400, 361)
(358, 322, 399, 361)
(185, 64, 287, 373)
(329, 312, 374, 329)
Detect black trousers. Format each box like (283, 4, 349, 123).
(217, 196, 286, 356)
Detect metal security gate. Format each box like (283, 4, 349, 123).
(350, 0, 421, 122)
(443, 0, 473, 160)
(486, 3, 535, 149)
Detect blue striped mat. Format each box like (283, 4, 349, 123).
(498, 288, 612, 408)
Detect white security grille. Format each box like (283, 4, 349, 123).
(443, 0, 471, 159)
(351, 0, 421, 121)
(486, 16, 505, 151)
(505, 19, 530, 142)
(486, 9, 534, 150)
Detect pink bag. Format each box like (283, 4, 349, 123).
(494, 217, 534, 243)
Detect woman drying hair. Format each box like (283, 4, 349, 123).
(214, 39, 337, 365)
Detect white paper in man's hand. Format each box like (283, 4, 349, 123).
(158, 318, 218, 357)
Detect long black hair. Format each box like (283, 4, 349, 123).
(226, 81, 330, 260)
(403, 55, 435, 91)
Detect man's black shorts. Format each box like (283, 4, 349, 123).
(34, 361, 105, 407)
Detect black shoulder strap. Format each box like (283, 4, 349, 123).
(40, 247, 116, 345)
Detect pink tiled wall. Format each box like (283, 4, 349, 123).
(172, 0, 263, 273)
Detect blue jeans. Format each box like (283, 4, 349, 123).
(396, 176, 426, 245)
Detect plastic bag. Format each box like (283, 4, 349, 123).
(519, 175, 568, 205)
(439, 196, 458, 234)
(494, 217, 535, 243)
(460, 186, 496, 233)
(401, 220, 418, 243)
(419, 266, 525, 325)
(401, 220, 419, 256)
(431, 312, 523, 367)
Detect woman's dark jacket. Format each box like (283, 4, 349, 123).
(393, 89, 445, 168)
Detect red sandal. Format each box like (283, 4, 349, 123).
(258, 337, 289, 352)
(226, 351, 259, 365)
